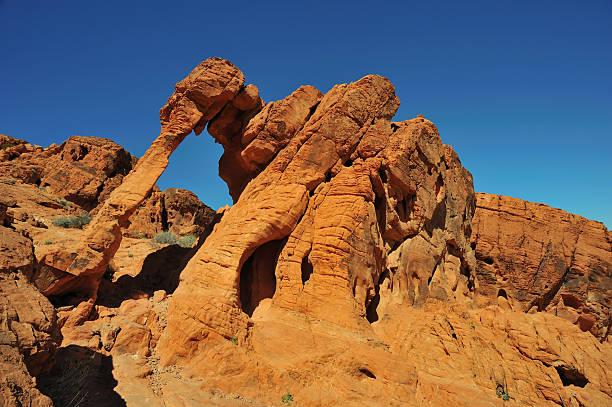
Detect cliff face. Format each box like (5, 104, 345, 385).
(0, 58, 610, 407)
(471, 192, 611, 340)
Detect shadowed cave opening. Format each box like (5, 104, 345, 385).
(359, 368, 376, 379)
(366, 270, 390, 323)
(554, 366, 589, 388)
(239, 238, 287, 316)
(301, 253, 313, 284)
(497, 289, 508, 299)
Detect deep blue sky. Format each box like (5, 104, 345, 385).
(1, 1, 610, 227)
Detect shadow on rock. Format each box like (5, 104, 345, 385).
(37, 345, 126, 407)
(97, 212, 222, 308)
(97, 244, 194, 308)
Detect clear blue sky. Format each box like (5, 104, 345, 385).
(1, 1, 610, 228)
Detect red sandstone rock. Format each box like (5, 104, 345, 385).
(1, 59, 609, 407)
(471, 192, 612, 339)
(126, 187, 215, 238)
(34, 57, 250, 302)
(0, 136, 135, 211)
(0, 207, 60, 407)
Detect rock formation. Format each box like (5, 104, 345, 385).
(126, 187, 215, 238)
(0, 201, 60, 407)
(23, 58, 248, 307)
(0, 135, 135, 211)
(471, 192, 612, 340)
(0, 58, 609, 406)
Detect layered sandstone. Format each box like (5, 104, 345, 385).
(471, 192, 612, 339)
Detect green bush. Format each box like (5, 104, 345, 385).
(52, 214, 91, 229)
(281, 393, 294, 405)
(58, 198, 72, 208)
(153, 231, 178, 245)
(177, 235, 196, 248)
(44, 240, 53, 245)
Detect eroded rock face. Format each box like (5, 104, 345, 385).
(35, 57, 252, 301)
(471, 192, 612, 339)
(160, 68, 477, 363)
(126, 187, 215, 238)
(0, 136, 135, 211)
(0, 205, 60, 407)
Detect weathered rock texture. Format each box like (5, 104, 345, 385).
(126, 187, 215, 238)
(471, 192, 612, 340)
(1, 58, 610, 407)
(30, 57, 249, 304)
(0, 202, 60, 407)
(0, 136, 135, 211)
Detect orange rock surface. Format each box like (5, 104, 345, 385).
(471, 192, 611, 339)
(0, 201, 59, 407)
(0, 58, 609, 406)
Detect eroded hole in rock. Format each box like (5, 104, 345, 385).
(366, 271, 389, 323)
(378, 167, 388, 184)
(561, 293, 582, 309)
(460, 263, 475, 292)
(483, 256, 494, 265)
(497, 289, 508, 299)
(396, 194, 415, 223)
(343, 159, 353, 167)
(301, 253, 313, 284)
(239, 238, 287, 317)
(554, 365, 589, 387)
(325, 171, 332, 183)
(359, 368, 376, 379)
(471, 242, 476, 250)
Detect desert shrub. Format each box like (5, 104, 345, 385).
(127, 252, 134, 258)
(44, 240, 53, 245)
(153, 231, 178, 245)
(281, 392, 294, 405)
(52, 213, 91, 229)
(177, 235, 196, 248)
(230, 337, 238, 345)
(58, 198, 72, 208)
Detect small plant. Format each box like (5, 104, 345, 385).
(496, 384, 511, 401)
(153, 231, 178, 245)
(44, 240, 53, 245)
(177, 235, 196, 248)
(470, 322, 475, 329)
(127, 252, 134, 258)
(52, 213, 91, 229)
(58, 198, 72, 208)
(281, 392, 294, 405)
(230, 337, 238, 345)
